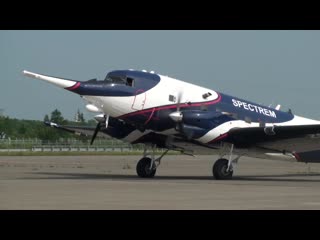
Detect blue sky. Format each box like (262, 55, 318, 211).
(1, 30, 320, 121)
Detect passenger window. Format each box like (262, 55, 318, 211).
(169, 95, 176, 102)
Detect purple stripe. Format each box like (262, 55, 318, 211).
(65, 82, 80, 91)
(207, 133, 228, 144)
(119, 94, 222, 119)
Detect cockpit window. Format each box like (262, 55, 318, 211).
(104, 74, 134, 87)
(126, 77, 134, 87)
(105, 75, 125, 84)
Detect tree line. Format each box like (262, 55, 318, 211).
(0, 109, 96, 141)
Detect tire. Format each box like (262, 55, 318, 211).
(136, 157, 156, 178)
(212, 158, 233, 180)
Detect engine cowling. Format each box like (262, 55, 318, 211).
(181, 110, 224, 129)
(174, 110, 231, 139)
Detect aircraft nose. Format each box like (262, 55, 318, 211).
(23, 70, 78, 89)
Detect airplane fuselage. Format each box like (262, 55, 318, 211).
(23, 69, 320, 164)
(63, 70, 319, 146)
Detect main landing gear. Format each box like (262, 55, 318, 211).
(213, 144, 241, 180)
(136, 143, 241, 180)
(136, 145, 169, 178)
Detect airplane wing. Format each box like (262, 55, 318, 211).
(44, 121, 219, 154)
(44, 121, 320, 159)
(44, 121, 108, 138)
(227, 124, 320, 152)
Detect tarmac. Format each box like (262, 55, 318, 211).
(1, 155, 320, 209)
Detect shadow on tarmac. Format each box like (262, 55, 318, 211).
(22, 171, 320, 182)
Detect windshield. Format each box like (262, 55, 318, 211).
(105, 75, 126, 84)
(104, 73, 134, 87)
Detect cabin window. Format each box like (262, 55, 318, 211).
(202, 92, 212, 99)
(169, 95, 176, 102)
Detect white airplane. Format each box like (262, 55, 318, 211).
(23, 69, 320, 179)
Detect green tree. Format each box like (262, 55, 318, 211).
(75, 109, 85, 123)
(44, 114, 50, 122)
(79, 112, 85, 123)
(87, 119, 97, 126)
(50, 109, 64, 124)
(18, 124, 26, 135)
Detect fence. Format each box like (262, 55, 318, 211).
(0, 138, 145, 152)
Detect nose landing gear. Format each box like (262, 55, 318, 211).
(136, 157, 157, 178)
(136, 145, 169, 178)
(212, 158, 233, 180)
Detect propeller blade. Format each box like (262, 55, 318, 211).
(105, 114, 109, 128)
(176, 90, 183, 112)
(90, 122, 101, 145)
(170, 90, 184, 122)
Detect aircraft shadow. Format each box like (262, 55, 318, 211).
(24, 171, 320, 182)
(233, 173, 320, 182)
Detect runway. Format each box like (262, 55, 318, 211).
(1, 155, 320, 209)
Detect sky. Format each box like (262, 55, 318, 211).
(1, 30, 320, 121)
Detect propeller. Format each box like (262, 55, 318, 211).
(90, 114, 109, 145)
(169, 90, 186, 134)
(169, 90, 184, 122)
(176, 90, 183, 112)
(90, 122, 101, 145)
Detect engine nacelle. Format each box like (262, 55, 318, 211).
(181, 110, 225, 129)
(178, 124, 209, 139)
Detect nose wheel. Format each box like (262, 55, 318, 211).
(136, 145, 169, 178)
(212, 158, 233, 180)
(136, 157, 157, 178)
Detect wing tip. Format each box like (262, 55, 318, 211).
(44, 121, 59, 128)
(22, 70, 38, 78)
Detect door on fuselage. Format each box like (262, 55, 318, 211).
(131, 89, 146, 111)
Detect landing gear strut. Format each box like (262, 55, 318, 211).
(213, 144, 241, 180)
(136, 145, 169, 178)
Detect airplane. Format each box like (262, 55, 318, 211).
(23, 69, 320, 180)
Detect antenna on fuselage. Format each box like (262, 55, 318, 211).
(269, 101, 281, 111)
